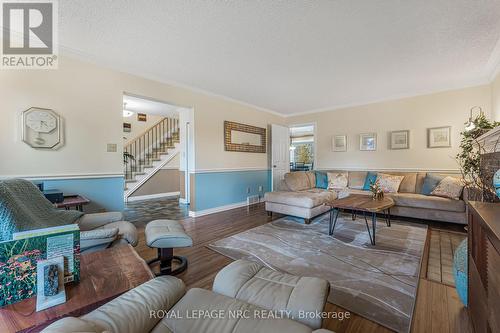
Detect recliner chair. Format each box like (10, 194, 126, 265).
(0, 178, 137, 253)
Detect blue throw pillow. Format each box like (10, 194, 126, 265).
(421, 174, 445, 195)
(362, 172, 377, 190)
(315, 171, 328, 189)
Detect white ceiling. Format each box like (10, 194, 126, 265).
(60, 1, 500, 115)
(123, 95, 181, 118)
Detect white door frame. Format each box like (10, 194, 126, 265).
(271, 124, 290, 191)
(288, 122, 317, 170)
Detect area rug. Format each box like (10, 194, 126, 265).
(208, 213, 427, 333)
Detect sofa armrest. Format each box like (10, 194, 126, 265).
(77, 212, 124, 231)
(82, 276, 185, 333)
(80, 228, 118, 253)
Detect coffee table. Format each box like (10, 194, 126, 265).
(327, 194, 395, 245)
(0, 244, 154, 333)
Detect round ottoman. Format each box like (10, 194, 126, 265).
(145, 219, 193, 276)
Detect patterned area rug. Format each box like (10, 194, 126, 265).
(208, 213, 427, 333)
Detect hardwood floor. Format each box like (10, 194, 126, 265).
(132, 200, 473, 333)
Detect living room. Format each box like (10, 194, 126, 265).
(0, 1, 499, 333)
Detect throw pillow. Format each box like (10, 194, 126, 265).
(421, 174, 446, 195)
(376, 173, 405, 193)
(362, 171, 378, 190)
(327, 172, 348, 189)
(315, 171, 328, 189)
(431, 176, 464, 200)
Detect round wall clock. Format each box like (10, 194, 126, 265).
(494, 169, 500, 200)
(22, 107, 62, 149)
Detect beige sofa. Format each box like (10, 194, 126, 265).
(264, 171, 467, 224)
(41, 260, 333, 333)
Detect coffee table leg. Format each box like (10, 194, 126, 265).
(386, 208, 391, 227)
(372, 212, 376, 245)
(363, 212, 376, 245)
(329, 208, 340, 236)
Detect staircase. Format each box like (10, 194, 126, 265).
(124, 117, 180, 200)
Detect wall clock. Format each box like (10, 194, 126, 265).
(22, 107, 62, 149)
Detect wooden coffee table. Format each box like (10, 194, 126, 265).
(327, 194, 395, 245)
(0, 244, 154, 333)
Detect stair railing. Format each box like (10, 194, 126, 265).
(124, 117, 179, 181)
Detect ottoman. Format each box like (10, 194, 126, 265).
(145, 219, 193, 276)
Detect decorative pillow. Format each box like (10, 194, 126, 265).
(421, 174, 445, 195)
(431, 176, 464, 200)
(315, 171, 328, 189)
(376, 173, 405, 193)
(362, 171, 377, 190)
(327, 172, 348, 189)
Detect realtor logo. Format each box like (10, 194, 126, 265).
(1, 0, 58, 69)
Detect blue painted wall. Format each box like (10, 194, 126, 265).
(194, 170, 271, 211)
(40, 176, 125, 212)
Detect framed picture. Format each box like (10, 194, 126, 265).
(137, 113, 147, 122)
(332, 135, 347, 152)
(359, 133, 377, 151)
(123, 123, 131, 133)
(428, 126, 451, 148)
(390, 130, 410, 149)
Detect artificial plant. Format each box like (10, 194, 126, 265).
(456, 113, 500, 201)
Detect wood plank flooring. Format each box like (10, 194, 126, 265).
(132, 201, 473, 333)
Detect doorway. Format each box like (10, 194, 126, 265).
(289, 124, 315, 171)
(122, 93, 193, 206)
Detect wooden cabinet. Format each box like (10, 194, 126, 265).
(468, 202, 500, 333)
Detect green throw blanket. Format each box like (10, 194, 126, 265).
(0, 179, 83, 241)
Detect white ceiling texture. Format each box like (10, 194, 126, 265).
(60, 0, 500, 115)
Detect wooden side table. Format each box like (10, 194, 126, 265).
(0, 245, 154, 333)
(54, 195, 90, 211)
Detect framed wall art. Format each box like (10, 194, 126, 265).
(428, 126, 451, 148)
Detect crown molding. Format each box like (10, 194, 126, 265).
(59, 45, 285, 118)
(60, 43, 497, 119)
(284, 78, 491, 118)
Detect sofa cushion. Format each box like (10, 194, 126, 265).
(264, 189, 336, 208)
(376, 173, 405, 193)
(314, 171, 328, 189)
(327, 172, 348, 189)
(362, 171, 377, 190)
(421, 174, 445, 195)
(389, 193, 466, 212)
(284, 172, 313, 191)
(160, 288, 315, 333)
(348, 171, 368, 189)
(213, 260, 330, 329)
(431, 176, 464, 200)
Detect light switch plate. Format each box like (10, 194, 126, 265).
(107, 144, 117, 152)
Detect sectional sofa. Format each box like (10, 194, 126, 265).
(264, 170, 467, 224)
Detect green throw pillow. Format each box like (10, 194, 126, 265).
(315, 171, 328, 189)
(363, 172, 377, 190)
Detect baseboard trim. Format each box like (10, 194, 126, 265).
(126, 192, 180, 202)
(189, 201, 252, 217)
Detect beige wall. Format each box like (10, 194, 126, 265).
(130, 153, 180, 197)
(492, 72, 500, 122)
(0, 56, 285, 178)
(130, 169, 180, 197)
(287, 85, 492, 172)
